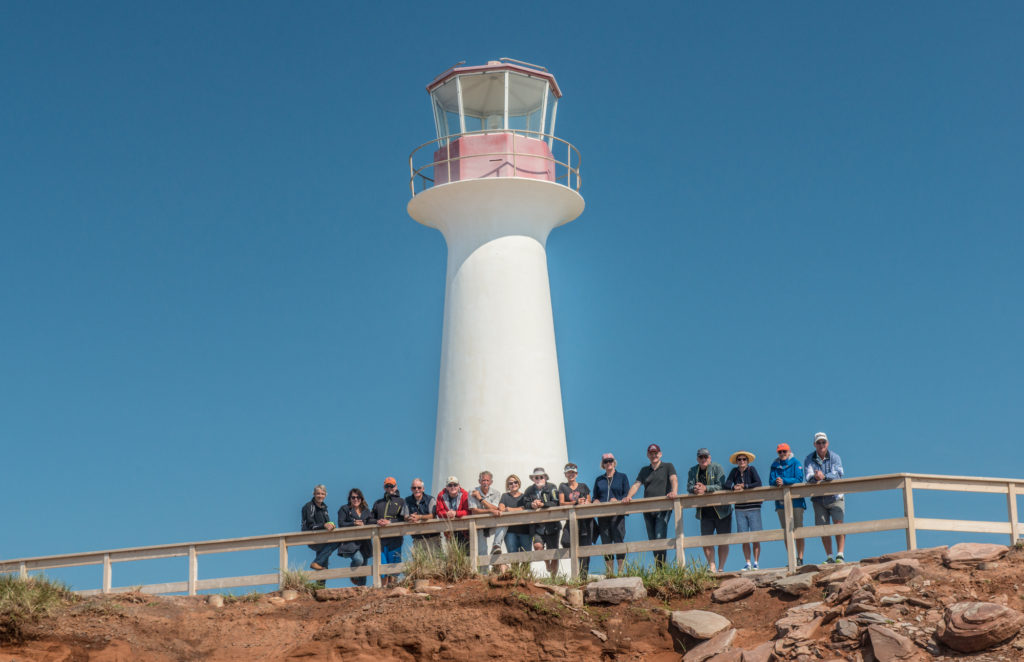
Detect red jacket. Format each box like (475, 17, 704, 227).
(435, 488, 470, 518)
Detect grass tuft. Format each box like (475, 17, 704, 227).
(0, 574, 77, 643)
(279, 566, 321, 595)
(614, 558, 718, 599)
(403, 538, 475, 584)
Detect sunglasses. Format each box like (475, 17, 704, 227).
(507, 480, 519, 486)
(384, 484, 396, 488)
(736, 457, 748, 462)
(411, 486, 424, 490)
(815, 441, 827, 446)
(349, 495, 361, 500)
(601, 459, 614, 465)
(697, 455, 710, 459)
(447, 483, 459, 487)
(777, 451, 787, 455)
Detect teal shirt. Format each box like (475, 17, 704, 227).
(686, 462, 733, 519)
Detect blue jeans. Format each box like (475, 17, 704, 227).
(503, 531, 531, 554)
(341, 548, 368, 586)
(643, 510, 671, 565)
(309, 542, 339, 569)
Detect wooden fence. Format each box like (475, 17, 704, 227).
(1, 472, 1019, 595)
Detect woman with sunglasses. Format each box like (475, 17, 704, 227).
(724, 451, 763, 570)
(592, 453, 630, 575)
(337, 488, 373, 586)
(496, 475, 530, 572)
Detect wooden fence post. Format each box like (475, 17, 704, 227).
(568, 510, 579, 580)
(468, 520, 479, 575)
(673, 499, 685, 566)
(783, 487, 796, 572)
(903, 476, 917, 550)
(19, 562, 28, 580)
(371, 529, 382, 588)
(188, 546, 198, 596)
(278, 539, 288, 589)
(1008, 482, 1019, 545)
(102, 554, 111, 594)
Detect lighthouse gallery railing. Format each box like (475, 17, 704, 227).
(1, 472, 1020, 595)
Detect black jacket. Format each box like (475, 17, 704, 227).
(301, 499, 332, 532)
(371, 491, 409, 544)
(336, 503, 374, 557)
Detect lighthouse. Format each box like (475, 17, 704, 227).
(407, 59, 584, 494)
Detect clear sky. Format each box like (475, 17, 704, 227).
(2, 3, 1022, 587)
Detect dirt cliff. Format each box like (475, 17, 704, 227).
(2, 543, 1022, 661)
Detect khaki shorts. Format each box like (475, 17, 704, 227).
(776, 507, 804, 530)
(813, 499, 845, 525)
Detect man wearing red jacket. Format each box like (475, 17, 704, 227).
(436, 475, 470, 549)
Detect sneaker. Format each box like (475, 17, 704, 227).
(490, 545, 502, 555)
(825, 556, 835, 564)
(742, 561, 752, 571)
(796, 557, 803, 566)
(835, 553, 845, 563)
(752, 561, 759, 570)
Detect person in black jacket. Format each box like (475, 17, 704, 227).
(337, 488, 373, 586)
(371, 477, 408, 587)
(301, 484, 339, 571)
(524, 467, 561, 578)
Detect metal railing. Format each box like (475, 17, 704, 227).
(408, 129, 582, 197)
(1, 472, 1019, 595)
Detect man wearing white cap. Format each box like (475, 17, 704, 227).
(524, 467, 561, 578)
(804, 432, 846, 563)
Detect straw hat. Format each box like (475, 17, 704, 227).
(728, 450, 756, 465)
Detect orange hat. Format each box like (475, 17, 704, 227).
(383, 476, 397, 487)
(776, 443, 790, 452)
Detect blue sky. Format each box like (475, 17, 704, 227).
(2, 3, 1022, 586)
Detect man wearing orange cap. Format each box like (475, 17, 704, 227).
(371, 476, 408, 586)
(769, 444, 806, 566)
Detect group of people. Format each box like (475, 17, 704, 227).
(300, 432, 846, 583)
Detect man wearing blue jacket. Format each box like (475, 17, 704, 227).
(804, 432, 846, 563)
(769, 444, 805, 565)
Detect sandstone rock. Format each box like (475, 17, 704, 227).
(683, 628, 736, 662)
(280, 589, 299, 601)
(773, 572, 817, 595)
(536, 582, 568, 597)
(867, 559, 922, 583)
(267, 596, 285, 605)
(740, 642, 773, 662)
(590, 629, 607, 642)
(749, 569, 786, 588)
(833, 618, 860, 640)
(412, 579, 430, 591)
(828, 566, 872, 605)
(880, 594, 906, 605)
(866, 624, 921, 661)
(861, 546, 947, 564)
(854, 612, 892, 625)
(314, 587, 357, 601)
(585, 577, 646, 604)
(207, 594, 224, 608)
(567, 588, 583, 607)
(671, 610, 732, 639)
(785, 601, 825, 617)
(817, 564, 857, 584)
(712, 577, 755, 603)
(943, 543, 1009, 569)
(978, 561, 999, 570)
(775, 614, 815, 638)
(705, 648, 742, 662)
(937, 601, 1024, 653)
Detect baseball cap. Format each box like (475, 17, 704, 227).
(647, 443, 661, 453)
(696, 448, 711, 457)
(776, 443, 790, 452)
(383, 476, 397, 487)
(814, 432, 829, 443)
(446, 475, 459, 485)
(563, 463, 578, 473)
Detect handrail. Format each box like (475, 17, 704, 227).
(1, 472, 1019, 595)
(407, 128, 582, 197)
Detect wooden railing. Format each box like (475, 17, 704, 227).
(1, 473, 1019, 595)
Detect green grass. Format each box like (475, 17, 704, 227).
(512, 590, 565, 617)
(0, 574, 77, 643)
(222, 590, 262, 604)
(538, 573, 588, 588)
(279, 566, 322, 595)
(613, 559, 718, 599)
(402, 538, 475, 584)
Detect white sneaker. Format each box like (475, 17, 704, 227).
(742, 561, 752, 571)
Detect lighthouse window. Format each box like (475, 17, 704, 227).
(507, 73, 549, 136)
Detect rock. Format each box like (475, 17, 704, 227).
(828, 566, 872, 605)
(866, 624, 922, 661)
(867, 559, 922, 583)
(536, 582, 568, 597)
(937, 601, 1024, 653)
(207, 594, 224, 608)
(712, 577, 755, 603)
(817, 564, 857, 584)
(773, 572, 817, 595)
(413, 579, 430, 591)
(740, 642, 773, 662)
(749, 569, 786, 588)
(267, 596, 285, 605)
(943, 542, 1009, 569)
(833, 618, 860, 640)
(785, 601, 825, 617)
(683, 628, 736, 662)
(590, 629, 607, 642)
(880, 595, 906, 605)
(854, 612, 892, 625)
(775, 614, 815, 638)
(386, 586, 411, 597)
(585, 577, 647, 604)
(280, 589, 299, 601)
(706, 648, 742, 662)
(567, 588, 583, 607)
(978, 561, 999, 570)
(861, 546, 947, 564)
(314, 587, 357, 601)
(671, 610, 732, 639)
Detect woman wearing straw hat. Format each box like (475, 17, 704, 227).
(724, 450, 763, 570)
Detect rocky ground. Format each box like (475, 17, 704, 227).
(1, 542, 1022, 661)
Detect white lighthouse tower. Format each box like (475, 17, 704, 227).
(407, 59, 583, 494)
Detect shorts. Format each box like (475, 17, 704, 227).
(813, 499, 845, 526)
(776, 507, 805, 529)
(699, 514, 732, 536)
(734, 508, 762, 533)
(532, 530, 560, 549)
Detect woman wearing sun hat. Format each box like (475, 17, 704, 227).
(724, 450, 763, 570)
